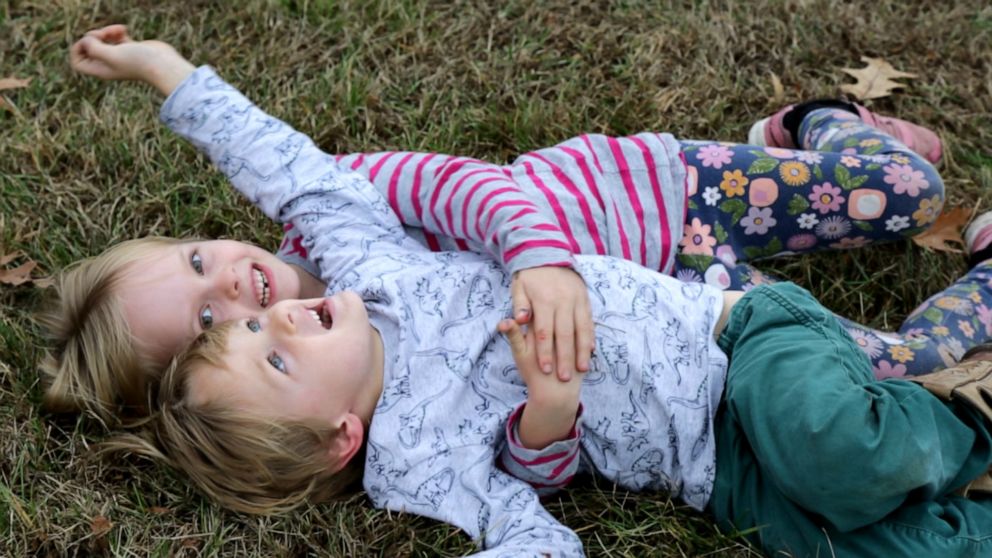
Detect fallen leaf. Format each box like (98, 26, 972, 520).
(769, 72, 784, 105)
(0, 252, 22, 266)
(90, 515, 112, 536)
(912, 206, 971, 253)
(148, 506, 171, 515)
(0, 261, 37, 286)
(0, 77, 30, 91)
(840, 56, 917, 101)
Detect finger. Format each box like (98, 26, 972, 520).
(499, 319, 528, 357)
(554, 308, 576, 382)
(532, 304, 554, 375)
(86, 24, 130, 44)
(574, 298, 595, 373)
(511, 278, 532, 324)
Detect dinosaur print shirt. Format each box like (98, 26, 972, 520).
(162, 67, 728, 557)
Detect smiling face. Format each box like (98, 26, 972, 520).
(186, 293, 384, 431)
(118, 240, 302, 367)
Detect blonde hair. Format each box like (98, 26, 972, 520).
(38, 237, 188, 423)
(105, 323, 363, 515)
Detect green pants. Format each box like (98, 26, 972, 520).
(708, 283, 992, 557)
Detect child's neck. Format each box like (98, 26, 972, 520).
(291, 264, 327, 298)
(355, 325, 386, 424)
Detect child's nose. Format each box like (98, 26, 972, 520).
(214, 266, 239, 300)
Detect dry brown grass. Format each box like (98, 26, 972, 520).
(2, 0, 991, 555)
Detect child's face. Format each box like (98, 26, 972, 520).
(187, 292, 383, 429)
(119, 240, 302, 365)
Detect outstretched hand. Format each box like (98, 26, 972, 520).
(511, 266, 594, 382)
(70, 25, 194, 95)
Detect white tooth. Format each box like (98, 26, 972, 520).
(309, 309, 320, 322)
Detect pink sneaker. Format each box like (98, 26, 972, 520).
(747, 104, 797, 149)
(748, 101, 943, 165)
(852, 104, 943, 165)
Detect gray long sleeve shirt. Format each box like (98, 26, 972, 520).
(162, 66, 728, 557)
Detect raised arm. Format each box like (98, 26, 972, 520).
(279, 151, 595, 379)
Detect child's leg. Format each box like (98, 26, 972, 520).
(839, 260, 992, 377)
(709, 282, 992, 556)
(680, 107, 944, 267)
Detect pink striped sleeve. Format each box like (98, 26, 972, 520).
(498, 402, 583, 495)
(629, 136, 672, 269)
(606, 137, 648, 265)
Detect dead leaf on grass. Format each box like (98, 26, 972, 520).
(840, 57, 917, 101)
(0, 77, 30, 91)
(90, 515, 112, 536)
(0, 253, 53, 287)
(0, 251, 22, 266)
(769, 72, 784, 104)
(912, 206, 972, 253)
(148, 506, 172, 515)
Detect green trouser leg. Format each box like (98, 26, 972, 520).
(707, 283, 992, 557)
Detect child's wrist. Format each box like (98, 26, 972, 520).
(144, 54, 196, 96)
(518, 397, 580, 450)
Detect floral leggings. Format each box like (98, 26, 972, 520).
(674, 107, 974, 377)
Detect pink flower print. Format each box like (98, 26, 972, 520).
(903, 328, 926, 339)
(883, 163, 929, 197)
(977, 304, 992, 336)
(786, 233, 817, 251)
(715, 244, 737, 265)
(840, 155, 861, 168)
(696, 144, 733, 169)
(809, 182, 845, 214)
(740, 207, 776, 235)
(679, 217, 717, 255)
(830, 236, 870, 249)
(704, 263, 732, 290)
(873, 360, 907, 379)
(847, 328, 884, 359)
(763, 147, 795, 159)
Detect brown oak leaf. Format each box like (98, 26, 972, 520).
(840, 57, 917, 101)
(912, 206, 971, 253)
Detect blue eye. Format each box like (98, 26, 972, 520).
(268, 352, 287, 374)
(199, 306, 214, 329)
(246, 318, 261, 332)
(190, 252, 204, 275)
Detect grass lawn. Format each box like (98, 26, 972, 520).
(2, 0, 991, 555)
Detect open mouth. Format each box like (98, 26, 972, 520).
(306, 301, 333, 330)
(252, 265, 271, 307)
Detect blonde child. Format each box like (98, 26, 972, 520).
(49, 25, 965, 428)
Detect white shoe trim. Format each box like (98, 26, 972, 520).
(964, 211, 992, 254)
(747, 118, 769, 146)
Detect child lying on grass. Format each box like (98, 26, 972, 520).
(67, 27, 992, 558)
(46, 25, 962, 427)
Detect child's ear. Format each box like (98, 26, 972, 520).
(326, 413, 365, 473)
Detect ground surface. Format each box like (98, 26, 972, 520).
(2, 0, 991, 556)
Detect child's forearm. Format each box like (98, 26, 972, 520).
(145, 54, 195, 97)
(517, 398, 579, 450)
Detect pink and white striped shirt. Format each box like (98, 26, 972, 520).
(276, 132, 689, 278)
